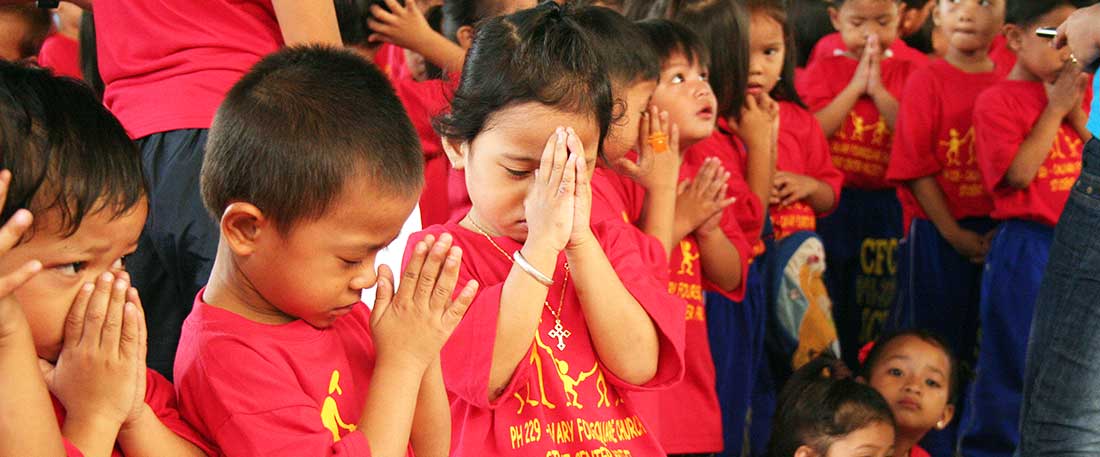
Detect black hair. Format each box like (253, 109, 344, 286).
(860, 328, 961, 405)
(424, 5, 446, 80)
(335, 0, 405, 49)
(669, 0, 749, 119)
(434, 2, 614, 156)
(767, 355, 896, 457)
(903, 8, 934, 54)
(788, 0, 834, 68)
(622, 0, 670, 20)
(572, 6, 660, 87)
(0, 61, 147, 237)
(0, 6, 51, 60)
(79, 11, 105, 100)
(636, 19, 710, 71)
(746, 0, 806, 107)
(442, 0, 523, 42)
(202, 45, 423, 232)
(1005, 0, 1081, 26)
(902, 0, 931, 8)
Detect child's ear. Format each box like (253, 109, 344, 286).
(937, 403, 956, 430)
(220, 202, 267, 257)
(457, 25, 476, 50)
(795, 445, 820, 457)
(828, 7, 842, 33)
(442, 138, 470, 170)
(1004, 24, 1023, 52)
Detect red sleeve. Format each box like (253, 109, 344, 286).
(177, 340, 372, 457)
(144, 370, 215, 456)
(404, 228, 535, 410)
(974, 88, 1024, 193)
(592, 222, 685, 391)
(792, 106, 844, 214)
(62, 439, 83, 457)
(887, 67, 942, 182)
(797, 58, 840, 112)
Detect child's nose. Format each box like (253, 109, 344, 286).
(349, 264, 379, 291)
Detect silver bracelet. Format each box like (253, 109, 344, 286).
(513, 250, 554, 286)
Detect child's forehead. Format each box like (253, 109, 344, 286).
(24, 202, 146, 252)
(839, 0, 899, 15)
(878, 336, 951, 368)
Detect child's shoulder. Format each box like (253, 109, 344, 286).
(779, 101, 814, 123)
(976, 80, 1043, 107)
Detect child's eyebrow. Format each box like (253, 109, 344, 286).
(501, 153, 539, 163)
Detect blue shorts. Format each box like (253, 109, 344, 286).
(889, 217, 997, 457)
(817, 188, 903, 369)
(707, 260, 767, 457)
(959, 219, 1053, 457)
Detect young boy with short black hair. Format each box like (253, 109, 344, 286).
(174, 45, 477, 457)
(962, 2, 1093, 456)
(0, 60, 211, 457)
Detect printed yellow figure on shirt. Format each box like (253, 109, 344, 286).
(320, 370, 357, 442)
(941, 127, 975, 167)
(677, 241, 699, 276)
(514, 320, 611, 414)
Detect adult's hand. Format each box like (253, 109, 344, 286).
(1053, 3, 1100, 68)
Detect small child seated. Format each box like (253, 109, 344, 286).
(766, 354, 896, 457)
(860, 330, 958, 457)
(0, 60, 210, 457)
(173, 46, 477, 457)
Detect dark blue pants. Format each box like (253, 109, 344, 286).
(959, 220, 1054, 457)
(127, 129, 219, 380)
(817, 188, 903, 369)
(708, 261, 767, 457)
(1018, 137, 1100, 457)
(890, 217, 997, 457)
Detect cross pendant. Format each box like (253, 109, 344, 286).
(548, 319, 571, 351)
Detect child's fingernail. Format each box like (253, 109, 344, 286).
(100, 272, 114, 282)
(82, 283, 94, 292)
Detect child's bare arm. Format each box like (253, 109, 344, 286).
(631, 108, 681, 256)
(867, 50, 899, 128)
(815, 40, 875, 136)
(909, 177, 991, 263)
(361, 235, 476, 457)
(273, 0, 343, 46)
(694, 215, 744, 292)
(565, 132, 659, 385)
(409, 359, 450, 457)
(368, 0, 466, 74)
(771, 171, 835, 214)
(736, 94, 778, 228)
(1004, 65, 1087, 189)
(0, 173, 61, 457)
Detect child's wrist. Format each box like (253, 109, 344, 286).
(118, 404, 155, 438)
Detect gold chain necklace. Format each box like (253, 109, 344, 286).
(466, 216, 572, 351)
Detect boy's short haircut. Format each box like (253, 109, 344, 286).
(571, 6, 660, 86)
(0, 61, 147, 237)
(1004, 0, 1082, 26)
(201, 45, 424, 232)
(0, 6, 51, 60)
(636, 19, 711, 71)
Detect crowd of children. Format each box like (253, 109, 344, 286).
(1, 0, 1098, 456)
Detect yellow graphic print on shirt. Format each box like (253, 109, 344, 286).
(513, 320, 619, 414)
(941, 127, 975, 167)
(321, 370, 358, 442)
(677, 240, 700, 277)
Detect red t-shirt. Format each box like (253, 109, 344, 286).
(448, 168, 472, 222)
(910, 445, 931, 457)
(53, 369, 213, 457)
(799, 52, 922, 189)
(990, 34, 1016, 78)
(408, 221, 685, 456)
(773, 101, 844, 240)
(974, 80, 1092, 227)
(392, 77, 455, 227)
(887, 59, 1000, 229)
(95, 0, 283, 138)
(600, 165, 748, 453)
(373, 43, 412, 82)
(37, 34, 82, 80)
(174, 295, 377, 456)
(685, 123, 767, 257)
(808, 33, 929, 68)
